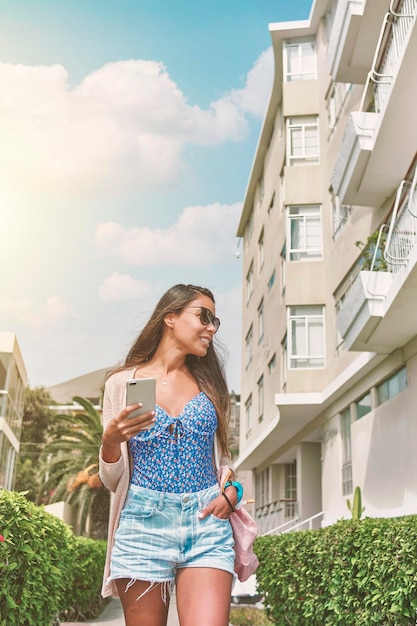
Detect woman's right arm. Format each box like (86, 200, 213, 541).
(99, 377, 156, 492)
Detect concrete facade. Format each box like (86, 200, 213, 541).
(236, 0, 417, 533)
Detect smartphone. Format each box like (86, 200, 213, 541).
(126, 378, 156, 422)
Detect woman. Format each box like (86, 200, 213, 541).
(99, 284, 240, 626)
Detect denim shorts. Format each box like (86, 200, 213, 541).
(108, 483, 235, 585)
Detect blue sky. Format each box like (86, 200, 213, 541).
(0, 0, 312, 391)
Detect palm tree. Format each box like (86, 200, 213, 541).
(40, 396, 109, 537)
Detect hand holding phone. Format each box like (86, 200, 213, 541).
(126, 378, 156, 426)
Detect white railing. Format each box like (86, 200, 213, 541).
(262, 510, 324, 536)
(360, 0, 417, 113)
(255, 499, 297, 536)
(384, 165, 417, 271)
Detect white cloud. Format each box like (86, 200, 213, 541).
(0, 59, 251, 192)
(227, 48, 274, 118)
(0, 49, 272, 193)
(0, 296, 79, 328)
(98, 272, 153, 301)
(94, 202, 242, 266)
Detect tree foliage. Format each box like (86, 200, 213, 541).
(14, 386, 55, 501)
(40, 396, 109, 537)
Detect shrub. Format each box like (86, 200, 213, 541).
(59, 536, 107, 621)
(0, 491, 107, 625)
(0, 490, 75, 625)
(255, 516, 417, 625)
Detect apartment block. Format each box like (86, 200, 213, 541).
(236, 0, 417, 534)
(0, 332, 27, 490)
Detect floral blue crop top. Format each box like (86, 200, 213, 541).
(129, 391, 218, 493)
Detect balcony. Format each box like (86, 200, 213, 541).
(331, 0, 417, 206)
(327, 0, 391, 83)
(337, 170, 417, 352)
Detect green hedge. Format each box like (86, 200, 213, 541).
(59, 536, 107, 622)
(0, 490, 107, 625)
(255, 516, 417, 626)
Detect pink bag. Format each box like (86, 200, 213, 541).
(217, 462, 259, 582)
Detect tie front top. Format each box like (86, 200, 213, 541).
(129, 391, 218, 493)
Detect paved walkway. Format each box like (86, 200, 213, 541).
(60, 593, 236, 625)
(60, 594, 178, 625)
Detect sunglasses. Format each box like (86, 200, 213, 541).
(184, 306, 221, 333)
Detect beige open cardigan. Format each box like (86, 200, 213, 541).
(99, 368, 234, 599)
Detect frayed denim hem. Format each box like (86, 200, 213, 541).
(110, 577, 175, 604)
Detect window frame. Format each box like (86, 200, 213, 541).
(246, 261, 254, 304)
(257, 374, 264, 421)
(286, 116, 320, 166)
(285, 460, 297, 518)
(287, 205, 323, 261)
(245, 394, 253, 432)
(245, 325, 253, 368)
(288, 305, 325, 369)
(340, 407, 353, 496)
(284, 38, 317, 82)
(258, 228, 265, 270)
(376, 366, 407, 405)
(257, 298, 264, 342)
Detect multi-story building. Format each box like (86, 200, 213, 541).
(236, 0, 417, 535)
(0, 332, 27, 490)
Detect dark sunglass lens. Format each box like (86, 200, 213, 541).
(200, 308, 211, 325)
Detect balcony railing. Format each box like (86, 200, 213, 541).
(360, 0, 417, 113)
(255, 499, 298, 536)
(262, 510, 324, 536)
(336, 162, 417, 350)
(384, 164, 417, 271)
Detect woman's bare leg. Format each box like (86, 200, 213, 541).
(115, 578, 170, 626)
(175, 568, 232, 626)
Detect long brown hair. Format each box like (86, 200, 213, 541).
(111, 284, 231, 456)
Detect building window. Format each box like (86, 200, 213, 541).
(257, 375, 264, 421)
(258, 228, 265, 270)
(356, 392, 372, 419)
(246, 261, 254, 303)
(268, 353, 276, 374)
(284, 39, 317, 82)
(280, 242, 286, 294)
(257, 299, 264, 342)
(285, 461, 297, 517)
(268, 192, 275, 216)
(287, 116, 319, 166)
(288, 305, 325, 369)
(245, 325, 253, 368)
(258, 173, 264, 206)
(281, 334, 288, 388)
(245, 210, 254, 246)
(377, 367, 407, 405)
(245, 394, 253, 432)
(288, 205, 322, 261)
(340, 408, 353, 496)
(256, 467, 270, 508)
(267, 269, 276, 291)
